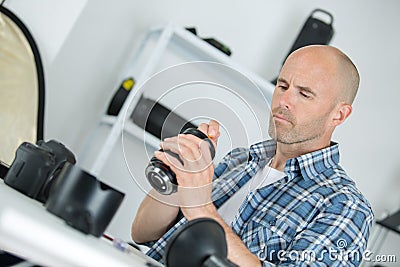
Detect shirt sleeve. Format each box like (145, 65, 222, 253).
(214, 147, 249, 179)
(259, 200, 373, 267)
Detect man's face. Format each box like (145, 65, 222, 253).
(268, 50, 340, 145)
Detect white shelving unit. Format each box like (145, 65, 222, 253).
(89, 23, 275, 176)
(79, 23, 275, 242)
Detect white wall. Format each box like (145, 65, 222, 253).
(5, 0, 88, 69)
(5, 0, 400, 264)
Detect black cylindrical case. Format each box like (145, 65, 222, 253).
(45, 164, 125, 237)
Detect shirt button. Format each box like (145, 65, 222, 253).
(269, 219, 276, 226)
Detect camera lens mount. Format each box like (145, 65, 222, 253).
(145, 159, 177, 195)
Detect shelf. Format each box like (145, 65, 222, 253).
(139, 25, 275, 107)
(101, 115, 160, 150)
(88, 23, 275, 176)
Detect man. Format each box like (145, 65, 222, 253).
(132, 45, 373, 266)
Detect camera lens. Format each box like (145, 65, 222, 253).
(145, 128, 215, 195)
(145, 160, 177, 195)
(149, 173, 167, 192)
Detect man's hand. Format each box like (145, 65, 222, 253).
(154, 120, 220, 213)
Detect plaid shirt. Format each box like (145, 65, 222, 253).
(145, 140, 374, 266)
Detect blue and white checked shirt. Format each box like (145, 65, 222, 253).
(145, 140, 374, 266)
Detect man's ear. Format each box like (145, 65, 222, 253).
(331, 103, 352, 127)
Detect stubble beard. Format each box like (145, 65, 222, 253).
(268, 109, 327, 145)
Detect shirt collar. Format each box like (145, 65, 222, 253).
(249, 140, 340, 181)
(248, 139, 276, 165)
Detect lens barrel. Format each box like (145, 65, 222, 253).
(145, 128, 215, 195)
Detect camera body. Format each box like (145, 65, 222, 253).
(145, 128, 215, 195)
(4, 140, 76, 203)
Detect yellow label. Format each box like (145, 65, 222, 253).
(122, 78, 135, 91)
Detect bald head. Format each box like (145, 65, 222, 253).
(285, 45, 360, 104)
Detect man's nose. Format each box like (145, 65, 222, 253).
(279, 88, 294, 109)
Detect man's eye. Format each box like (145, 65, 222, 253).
(300, 92, 311, 98)
(278, 85, 288, 90)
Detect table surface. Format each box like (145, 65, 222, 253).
(0, 180, 163, 267)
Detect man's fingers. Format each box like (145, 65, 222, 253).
(161, 135, 202, 160)
(208, 119, 220, 138)
(158, 136, 213, 173)
(197, 123, 209, 136)
(197, 120, 220, 146)
(197, 120, 220, 138)
(183, 134, 214, 161)
(154, 150, 183, 170)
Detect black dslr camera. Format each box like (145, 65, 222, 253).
(145, 128, 215, 195)
(4, 140, 76, 203)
